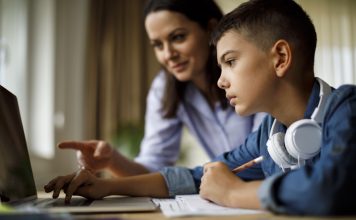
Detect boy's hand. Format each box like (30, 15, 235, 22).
(200, 162, 244, 207)
(200, 162, 262, 209)
(44, 169, 109, 203)
(58, 140, 114, 173)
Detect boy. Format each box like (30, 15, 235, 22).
(45, 0, 356, 215)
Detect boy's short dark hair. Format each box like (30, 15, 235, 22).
(211, 0, 317, 71)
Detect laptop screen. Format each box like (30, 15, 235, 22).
(0, 85, 37, 203)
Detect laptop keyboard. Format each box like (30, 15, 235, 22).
(34, 197, 92, 208)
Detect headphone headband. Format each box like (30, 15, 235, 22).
(267, 78, 332, 170)
(270, 77, 331, 136)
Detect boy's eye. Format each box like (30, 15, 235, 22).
(225, 59, 236, 66)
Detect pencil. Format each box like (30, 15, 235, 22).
(232, 156, 264, 174)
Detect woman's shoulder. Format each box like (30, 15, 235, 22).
(146, 70, 168, 103)
(150, 70, 167, 89)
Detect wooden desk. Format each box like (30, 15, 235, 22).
(38, 193, 355, 220)
(71, 211, 356, 220)
(73, 212, 267, 220)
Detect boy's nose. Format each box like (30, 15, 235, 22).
(217, 76, 229, 89)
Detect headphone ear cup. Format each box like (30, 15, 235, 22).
(285, 119, 322, 160)
(267, 132, 298, 168)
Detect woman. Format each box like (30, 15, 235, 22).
(59, 0, 265, 177)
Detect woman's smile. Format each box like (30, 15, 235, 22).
(170, 61, 189, 72)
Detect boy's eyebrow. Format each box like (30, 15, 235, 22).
(219, 50, 235, 63)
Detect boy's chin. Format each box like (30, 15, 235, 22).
(235, 106, 253, 117)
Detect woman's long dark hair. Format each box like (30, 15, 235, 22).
(144, 0, 228, 118)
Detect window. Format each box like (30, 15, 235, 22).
(0, 0, 55, 159)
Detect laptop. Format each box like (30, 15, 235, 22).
(0, 85, 157, 213)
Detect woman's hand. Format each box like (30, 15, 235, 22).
(58, 140, 149, 177)
(58, 140, 114, 173)
(44, 169, 110, 203)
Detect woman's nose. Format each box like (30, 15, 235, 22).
(163, 44, 178, 60)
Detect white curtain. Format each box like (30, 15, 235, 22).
(297, 0, 356, 87)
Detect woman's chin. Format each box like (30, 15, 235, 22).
(173, 73, 191, 82)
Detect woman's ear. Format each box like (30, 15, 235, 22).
(271, 40, 292, 77)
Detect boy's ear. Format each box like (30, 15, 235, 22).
(271, 40, 292, 77)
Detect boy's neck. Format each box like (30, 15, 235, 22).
(274, 75, 315, 127)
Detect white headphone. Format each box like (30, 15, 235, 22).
(266, 78, 332, 170)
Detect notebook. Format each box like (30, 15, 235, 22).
(0, 85, 157, 213)
(153, 194, 264, 218)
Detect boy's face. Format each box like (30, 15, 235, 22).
(216, 30, 276, 116)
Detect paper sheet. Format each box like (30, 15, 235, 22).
(153, 194, 264, 218)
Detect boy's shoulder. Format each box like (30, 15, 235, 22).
(325, 84, 356, 116)
(331, 84, 356, 100)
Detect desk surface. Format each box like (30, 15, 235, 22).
(37, 193, 355, 220)
(74, 212, 267, 220)
(72, 212, 356, 220)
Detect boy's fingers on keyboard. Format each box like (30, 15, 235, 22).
(44, 176, 61, 192)
(52, 185, 62, 199)
(65, 177, 85, 203)
(51, 174, 76, 199)
(65, 169, 93, 202)
(45, 172, 76, 193)
(64, 194, 72, 204)
(44, 184, 52, 193)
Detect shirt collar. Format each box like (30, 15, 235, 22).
(304, 78, 320, 119)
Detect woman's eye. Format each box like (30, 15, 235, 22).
(172, 34, 186, 42)
(151, 42, 163, 50)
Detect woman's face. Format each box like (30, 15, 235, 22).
(145, 10, 210, 82)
